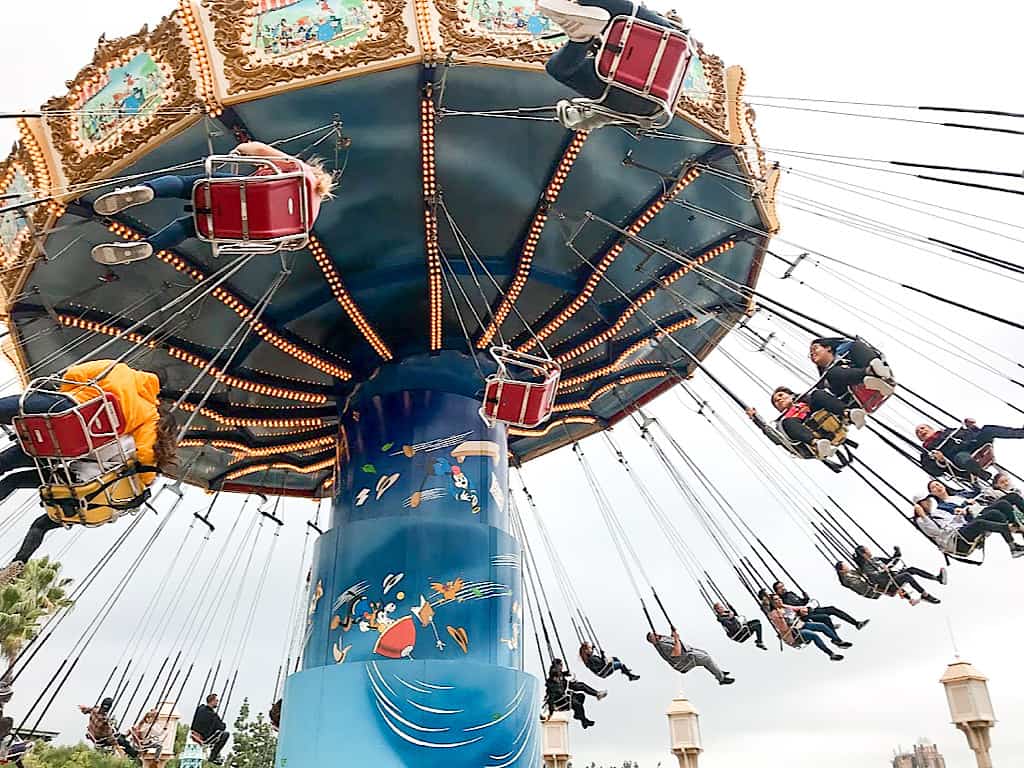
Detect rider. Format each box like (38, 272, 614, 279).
(852, 545, 944, 604)
(916, 420, 1024, 482)
(646, 628, 735, 685)
(747, 386, 864, 460)
(0, 360, 178, 585)
(269, 699, 282, 731)
(80, 698, 139, 758)
(191, 693, 230, 766)
(772, 581, 869, 631)
(808, 337, 893, 400)
(913, 494, 1024, 559)
(767, 595, 850, 661)
(545, 658, 605, 728)
(977, 473, 1024, 527)
(0, 717, 32, 768)
(90, 141, 336, 265)
(928, 479, 1024, 531)
(578, 642, 640, 681)
(835, 561, 890, 599)
(536, 0, 688, 130)
(712, 602, 766, 650)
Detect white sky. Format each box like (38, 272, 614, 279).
(2, 2, 1023, 767)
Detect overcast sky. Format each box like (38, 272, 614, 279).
(2, 2, 1023, 767)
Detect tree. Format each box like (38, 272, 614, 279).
(0, 557, 73, 666)
(229, 700, 277, 768)
(22, 741, 134, 768)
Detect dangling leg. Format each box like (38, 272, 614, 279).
(748, 619, 766, 649)
(9, 513, 63, 565)
(806, 389, 866, 429)
(950, 450, 993, 482)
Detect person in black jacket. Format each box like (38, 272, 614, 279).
(545, 659, 605, 728)
(808, 337, 893, 400)
(713, 603, 766, 650)
(191, 694, 229, 765)
(916, 420, 1024, 481)
(772, 581, 869, 631)
(578, 642, 640, 681)
(853, 545, 945, 604)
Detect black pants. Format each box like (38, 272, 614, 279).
(729, 619, 763, 645)
(96, 734, 139, 759)
(983, 497, 1024, 526)
(12, 514, 62, 564)
(780, 390, 848, 444)
(555, 683, 597, 724)
(950, 427, 1024, 478)
(0, 469, 40, 506)
(822, 340, 881, 396)
(958, 515, 1014, 551)
(200, 730, 229, 761)
(807, 605, 860, 628)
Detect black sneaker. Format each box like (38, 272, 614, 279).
(581, 719, 595, 729)
(756, 642, 767, 650)
(719, 676, 736, 686)
(834, 640, 853, 649)
(856, 619, 870, 630)
(626, 672, 640, 681)
(921, 593, 941, 604)
(830, 654, 844, 662)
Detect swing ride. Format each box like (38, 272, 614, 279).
(0, 0, 1022, 765)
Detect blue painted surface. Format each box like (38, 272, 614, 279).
(277, 385, 538, 766)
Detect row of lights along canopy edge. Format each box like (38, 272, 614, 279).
(0, 0, 779, 497)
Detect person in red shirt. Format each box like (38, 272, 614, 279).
(747, 386, 865, 460)
(89, 141, 336, 265)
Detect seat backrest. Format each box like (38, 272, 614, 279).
(193, 176, 310, 240)
(14, 392, 124, 459)
(596, 17, 691, 103)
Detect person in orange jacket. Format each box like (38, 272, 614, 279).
(0, 360, 178, 584)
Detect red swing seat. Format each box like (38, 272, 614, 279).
(971, 443, 995, 470)
(192, 155, 313, 257)
(13, 381, 124, 460)
(591, 13, 693, 127)
(480, 347, 561, 429)
(849, 383, 892, 414)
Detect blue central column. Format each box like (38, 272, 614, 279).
(277, 354, 540, 767)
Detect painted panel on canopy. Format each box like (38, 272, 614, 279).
(278, 661, 540, 768)
(254, 0, 376, 58)
(0, 169, 34, 267)
(78, 53, 166, 148)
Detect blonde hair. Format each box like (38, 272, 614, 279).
(305, 156, 337, 200)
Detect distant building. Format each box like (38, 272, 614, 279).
(892, 739, 946, 768)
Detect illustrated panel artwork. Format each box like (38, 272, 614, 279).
(42, 15, 203, 184)
(677, 41, 726, 134)
(434, 0, 564, 60)
(0, 168, 34, 269)
(202, 0, 415, 94)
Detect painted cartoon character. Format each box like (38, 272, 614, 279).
(432, 459, 481, 514)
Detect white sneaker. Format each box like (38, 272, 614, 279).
(555, 100, 619, 131)
(538, 0, 610, 41)
(91, 241, 154, 266)
(93, 185, 155, 216)
(867, 357, 892, 380)
(596, 689, 608, 700)
(813, 439, 836, 460)
(861, 376, 894, 398)
(848, 408, 866, 429)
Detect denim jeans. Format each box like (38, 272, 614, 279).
(800, 620, 841, 656)
(142, 174, 208, 252)
(545, 0, 673, 117)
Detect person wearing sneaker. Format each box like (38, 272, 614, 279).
(835, 561, 890, 599)
(914, 494, 1024, 559)
(713, 603, 766, 650)
(977, 472, 1024, 528)
(646, 629, 734, 685)
(748, 385, 862, 460)
(0, 360, 179, 586)
(538, 0, 687, 129)
(917, 420, 1024, 482)
(772, 581, 868, 631)
(808, 337, 894, 401)
(90, 141, 336, 266)
(768, 596, 849, 661)
(579, 642, 640, 680)
(853, 545, 944, 604)
(191, 694, 230, 765)
(545, 658, 604, 728)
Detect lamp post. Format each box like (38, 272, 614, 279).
(666, 692, 702, 768)
(541, 710, 571, 768)
(940, 659, 995, 768)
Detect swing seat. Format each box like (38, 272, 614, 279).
(849, 383, 892, 414)
(0, 740, 32, 764)
(480, 347, 560, 429)
(13, 390, 124, 460)
(41, 462, 150, 527)
(971, 443, 995, 470)
(192, 155, 313, 257)
(589, 15, 692, 128)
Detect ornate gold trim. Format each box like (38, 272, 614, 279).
(433, 0, 560, 62)
(43, 15, 203, 186)
(201, 0, 414, 96)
